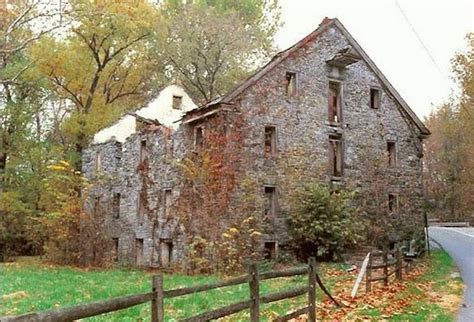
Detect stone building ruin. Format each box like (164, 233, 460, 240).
(83, 18, 430, 267)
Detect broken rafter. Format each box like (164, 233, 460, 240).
(127, 112, 162, 126)
(326, 46, 361, 68)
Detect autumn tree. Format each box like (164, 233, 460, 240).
(31, 0, 166, 169)
(159, 0, 281, 102)
(0, 0, 60, 184)
(0, 0, 62, 258)
(424, 33, 474, 223)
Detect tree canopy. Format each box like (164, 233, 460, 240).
(0, 0, 282, 262)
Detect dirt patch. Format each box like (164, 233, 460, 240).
(2, 291, 28, 301)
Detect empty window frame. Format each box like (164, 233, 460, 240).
(93, 196, 101, 216)
(160, 239, 173, 267)
(95, 151, 102, 171)
(264, 241, 277, 260)
(140, 139, 148, 163)
(264, 126, 276, 157)
(112, 193, 120, 219)
(163, 189, 172, 217)
(165, 139, 173, 159)
(388, 194, 398, 213)
(135, 238, 144, 265)
(387, 141, 397, 167)
(328, 81, 342, 123)
(172, 95, 183, 110)
(285, 72, 297, 96)
(137, 193, 146, 221)
(264, 186, 276, 219)
(329, 135, 343, 177)
(194, 126, 204, 149)
(112, 238, 119, 262)
(370, 88, 381, 109)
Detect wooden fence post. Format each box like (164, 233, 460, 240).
(249, 263, 260, 322)
(307, 257, 316, 322)
(396, 247, 402, 280)
(383, 251, 388, 286)
(366, 253, 372, 293)
(151, 273, 164, 322)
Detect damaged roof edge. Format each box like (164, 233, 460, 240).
(184, 17, 430, 136)
(331, 19, 430, 136)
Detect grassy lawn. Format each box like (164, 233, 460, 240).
(0, 251, 463, 321)
(0, 258, 347, 321)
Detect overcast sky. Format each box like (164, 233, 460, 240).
(275, 0, 473, 119)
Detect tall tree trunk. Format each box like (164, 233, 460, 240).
(0, 150, 7, 191)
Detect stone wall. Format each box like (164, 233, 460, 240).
(83, 127, 187, 267)
(83, 23, 427, 266)
(220, 24, 425, 249)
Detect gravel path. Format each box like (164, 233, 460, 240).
(429, 227, 474, 322)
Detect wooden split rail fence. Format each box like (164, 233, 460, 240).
(365, 248, 409, 292)
(2, 258, 319, 322)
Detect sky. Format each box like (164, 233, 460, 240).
(275, 0, 474, 119)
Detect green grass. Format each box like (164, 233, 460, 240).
(1, 251, 462, 321)
(390, 250, 463, 322)
(1, 259, 335, 321)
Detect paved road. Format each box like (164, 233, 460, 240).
(429, 227, 474, 322)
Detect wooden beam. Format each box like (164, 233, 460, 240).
(164, 275, 248, 298)
(259, 267, 308, 281)
(260, 287, 308, 304)
(180, 300, 252, 322)
(351, 252, 370, 298)
(249, 263, 260, 322)
(3, 293, 154, 322)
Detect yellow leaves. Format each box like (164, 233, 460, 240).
(228, 227, 239, 234)
(243, 216, 254, 224)
(47, 165, 66, 171)
(250, 231, 262, 237)
(59, 160, 70, 167)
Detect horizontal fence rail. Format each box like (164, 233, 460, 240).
(2, 292, 154, 322)
(365, 247, 413, 293)
(2, 258, 320, 322)
(163, 274, 249, 298)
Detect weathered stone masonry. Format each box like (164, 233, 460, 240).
(83, 18, 430, 266)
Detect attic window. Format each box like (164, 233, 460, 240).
(172, 95, 182, 110)
(285, 72, 297, 96)
(370, 88, 381, 109)
(328, 81, 341, 123)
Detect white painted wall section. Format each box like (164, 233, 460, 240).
(93, 84, 196, 144)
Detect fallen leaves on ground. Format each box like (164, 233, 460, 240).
(312, 260, 459, 320)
